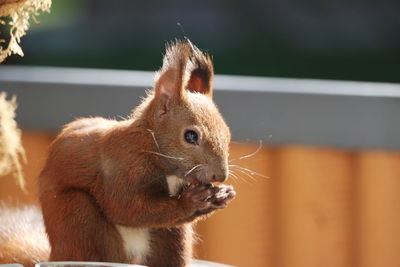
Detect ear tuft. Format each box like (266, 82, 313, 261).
(152, 40, 215, 117)
(154, 40, 191, 99)
(186, 42, 214, 98)
(153, 40, 191, 116)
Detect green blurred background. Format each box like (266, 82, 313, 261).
(2, 0, 400, 83)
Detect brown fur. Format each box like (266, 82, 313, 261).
(1, 40, 235, 267)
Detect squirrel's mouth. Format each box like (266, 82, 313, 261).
(186, 176, 203, 186)
(180, 166, 214, 186)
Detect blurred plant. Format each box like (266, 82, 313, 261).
(0, 92, 26, 189)
(0, 0, 51, 62)
(0, 0, 51, 188)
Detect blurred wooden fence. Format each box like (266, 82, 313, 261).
(1, 132, 399, 267)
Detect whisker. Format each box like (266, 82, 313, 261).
(229, 168, 245, 182)
(147, 129, 160, 152)
(229, 140, 263, 163)
(230, 168, 252, 185)
(143, 151, 184, 160)
(228, 170, 240, 182)
(230, 139, 253, 144)
(185, 164, 204, 177)
(233, 167, 257, 182)
(231, 164, 269, 179)
(143, 129, 184, 160)
(229, 164, 270, 179)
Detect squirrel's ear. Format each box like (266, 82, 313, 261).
(154, 41, 190, 115)
(186, 43, 214, 98)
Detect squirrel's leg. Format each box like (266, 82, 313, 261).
(145, 224, 193, 267)
(41, 188, 126, 262)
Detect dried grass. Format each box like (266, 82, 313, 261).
(0, 93, 26, 189)
(0, 0, 51, 62)
(0, 0, 51, 188)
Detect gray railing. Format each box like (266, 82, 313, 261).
(1, 65, 399, 150)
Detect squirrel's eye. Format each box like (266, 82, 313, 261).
(184, 130, 199, 145)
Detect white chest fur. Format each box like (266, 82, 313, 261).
(166, 175, 186, 197)
(116, 225, 151, 263)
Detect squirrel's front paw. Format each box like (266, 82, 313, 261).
(207, 184, 236, 210)
(180, 184, 236, 216)
(180, 184, 214, 212)
(196, 184, 235, 214)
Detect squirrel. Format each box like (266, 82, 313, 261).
(0, 40, 236, 267)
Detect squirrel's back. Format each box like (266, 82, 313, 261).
(0, 205, 49, 267)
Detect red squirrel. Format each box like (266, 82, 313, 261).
(0, 40, 235, 267)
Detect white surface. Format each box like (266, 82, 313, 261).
(33, 260, 234, 267)
(190, 259, 235, 267)
(35, 262, 143, 267)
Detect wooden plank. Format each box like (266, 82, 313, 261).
(355, 151, 400, 267)
(273, 146, 355, 267)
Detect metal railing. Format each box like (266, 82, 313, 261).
(1, 65, 399, 150)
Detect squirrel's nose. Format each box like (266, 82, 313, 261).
(211, 166, 228, 182)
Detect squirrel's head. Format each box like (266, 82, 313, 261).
(141, 40, 231, 184)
